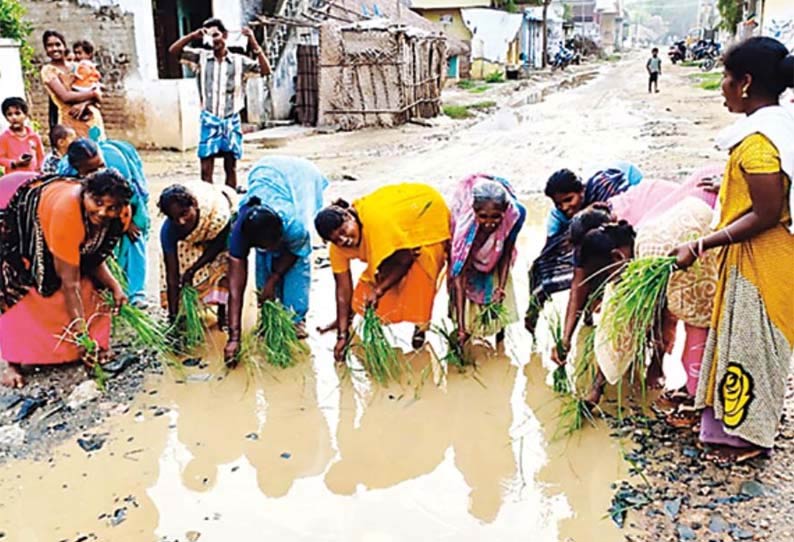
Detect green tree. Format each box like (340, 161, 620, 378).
(0, 0, 34, 82)
(717, 0, 743, 35)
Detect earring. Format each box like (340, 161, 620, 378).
(741, 85, 750, 99)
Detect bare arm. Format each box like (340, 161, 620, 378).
(45, 76, 100, 106)
(672, 172, 786, 268)
(242, 27, 271, 76)
(227, 255, 248, 343)
(169, 28, 203, 57)
(183, 224, 231, 284)
(701, 172, 784, 249)
(374, 249, 414, 297)
(164, 251, 180, 320)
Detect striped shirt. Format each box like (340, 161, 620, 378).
(181, 47, 261, 118)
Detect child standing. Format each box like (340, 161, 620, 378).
(0, 97, 45, 173)
(168, 18, 271, 190)
(647, 47, 662, 93)
(40, 124, 76, 175)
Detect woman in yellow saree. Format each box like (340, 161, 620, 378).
(315, 184, 451, 362)
(672, 37, 794, 465)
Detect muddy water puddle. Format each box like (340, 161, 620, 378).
(0, 197, 631, 542)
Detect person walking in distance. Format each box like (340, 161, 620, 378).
(647, 47, 662, 94)
(169, 18, 271, 190)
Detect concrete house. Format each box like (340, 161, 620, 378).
(409, 0, 488, 79)
(520, 5, 565, 70)
(595, 0, 624, 53)
(460, 8, 522, 79)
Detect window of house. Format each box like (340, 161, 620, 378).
(152, 0, 212, 79)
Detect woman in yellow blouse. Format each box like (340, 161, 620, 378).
(315, 184, 451, 361)
(672, 37, 794, 465)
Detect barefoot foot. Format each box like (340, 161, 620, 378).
(1, 363, 25, 388)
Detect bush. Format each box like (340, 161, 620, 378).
(468, 101, 497, 110)
(456, 79, 476, 90)
(485, 71, 504, 84)
(443, 105, 472, 119)
(0, 0, 34, 83)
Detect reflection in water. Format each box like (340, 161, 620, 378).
(0, 195, 635, 541)
(244, 362, 333, 498)
(325, 348, 517, 523)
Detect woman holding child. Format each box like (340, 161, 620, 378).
(40, 30, 104, 139)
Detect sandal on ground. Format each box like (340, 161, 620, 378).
(704, 445, 767, 467)
(412, 328, 426, 349)
(656, 387, 690, 410)
(665, 407, 700, 429)
(294, 321, 309, 340)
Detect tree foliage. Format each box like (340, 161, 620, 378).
(717, 0, 743, 35)
(0, 0, 35, 81)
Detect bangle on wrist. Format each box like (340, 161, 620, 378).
(228, 329, 241, 341)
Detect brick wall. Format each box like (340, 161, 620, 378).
(21, 0, 138, 143)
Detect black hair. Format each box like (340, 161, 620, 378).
(724, 36, 794, 100)
(42, 29, 67, 48)
(570, 207, 611, 248)
(84, 169, 133, 206)
(651, 47, 659, 54)
(73, 39, 95, 56)
(49, 124, 72, 149)
(314, 199, 351, 241)
(2, 97, 28, 117)
(577, 221, 636, 272)
(242, 197, 283, 246)
(202, 17, 228, 34)
(66, 138, 99, 169)
(545, 169, 583, 197)
(158, 184, 197, 215)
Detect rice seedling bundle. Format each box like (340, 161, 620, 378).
(433, 322, 474, 370)
(552, 366, 570, 394)
(75, 331, 107, 391)
(173, 286, 207, 350)
(106, 257, 128, 292)
(255, 300, 308, 368)
(599, 256, 676, 385)
(353, 307, 402, 385)
(554, 395, 596, 440)
(476, 301, 510, 336)
(102, 292, 173, 355)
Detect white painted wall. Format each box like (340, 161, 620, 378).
(0, 39, 26, 132)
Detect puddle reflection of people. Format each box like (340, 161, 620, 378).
(324, 352, 452, 495)
(243, 364, 333, 498)
(325, 349, 517, 523)
(171, 367, 259, 492)
(446, 349, 517, 522)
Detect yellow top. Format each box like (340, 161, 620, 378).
(330, 183, 451, 282)
(716, 133, 791, 229)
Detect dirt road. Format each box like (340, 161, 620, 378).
(0, 54, 749, 542)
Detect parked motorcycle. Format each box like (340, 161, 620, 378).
(551, 46, 574, 71)
(668, 41, 686, 64)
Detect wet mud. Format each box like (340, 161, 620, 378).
(0, 197, 631, 542)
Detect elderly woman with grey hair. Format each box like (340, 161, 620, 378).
(448, 174, 527, 344)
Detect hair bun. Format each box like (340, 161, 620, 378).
(331, 198, 350, 209)
(247, 196, 262, 207)
(781, 55, 794, 89)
